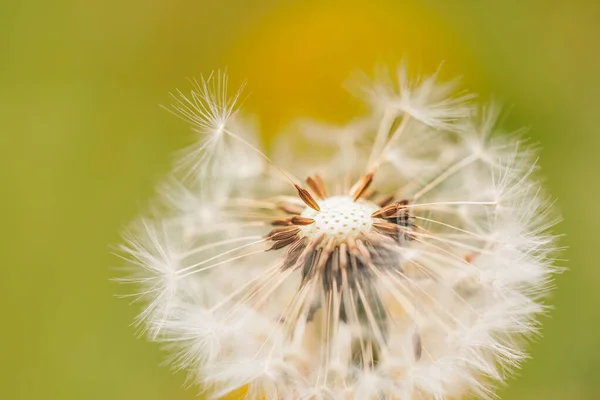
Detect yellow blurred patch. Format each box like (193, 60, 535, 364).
(220, 385, 266, 400)
(228, 0, 478, 137)
(220, 386, 247, 399)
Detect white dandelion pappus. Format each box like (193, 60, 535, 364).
(119, 66, 561, 399)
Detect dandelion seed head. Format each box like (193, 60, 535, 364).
(119, 64, 561, 399)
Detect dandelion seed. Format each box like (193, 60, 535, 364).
(119, 65, 561, 399)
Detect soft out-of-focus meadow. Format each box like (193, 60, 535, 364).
(1, 1, 599, 399)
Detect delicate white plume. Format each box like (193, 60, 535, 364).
(119, 65, 561, 399)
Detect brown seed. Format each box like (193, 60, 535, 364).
(278, 202, 304, 215)
(294, 233, 326, 268)
(282, 239, 307, 270)
(267, 226, 297, 238)
(271, 218, 293, 226)
(269, 236, 300, 251)
(290, 216, 315, 226)
(373, 222, 401, 235)
(350, 172, 375, 202)
(268, 227, 301, 241)
(295, 184, 321, 211)
(314, 173, 328, 198)
(306, 175, 326, 200)
(371, 200, 408, 219)
(377, 194, 395, 207)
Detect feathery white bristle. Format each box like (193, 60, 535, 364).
(165, 71, 263, 183)
(119, 65, 561, 399)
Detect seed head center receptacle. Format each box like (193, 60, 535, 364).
(299, 196, 380, 245)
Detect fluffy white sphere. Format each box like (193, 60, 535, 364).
(119, 67, 561, 400)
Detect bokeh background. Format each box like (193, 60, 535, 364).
(2, 0, 599, 399)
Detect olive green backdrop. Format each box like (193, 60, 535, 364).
(2, 1, 599, 399)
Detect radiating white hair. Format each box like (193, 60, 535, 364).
(118, 66, 561, 399)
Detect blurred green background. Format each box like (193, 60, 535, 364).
(2, 0, 599, 399)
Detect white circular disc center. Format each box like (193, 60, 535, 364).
(300, 196, 379, 244)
